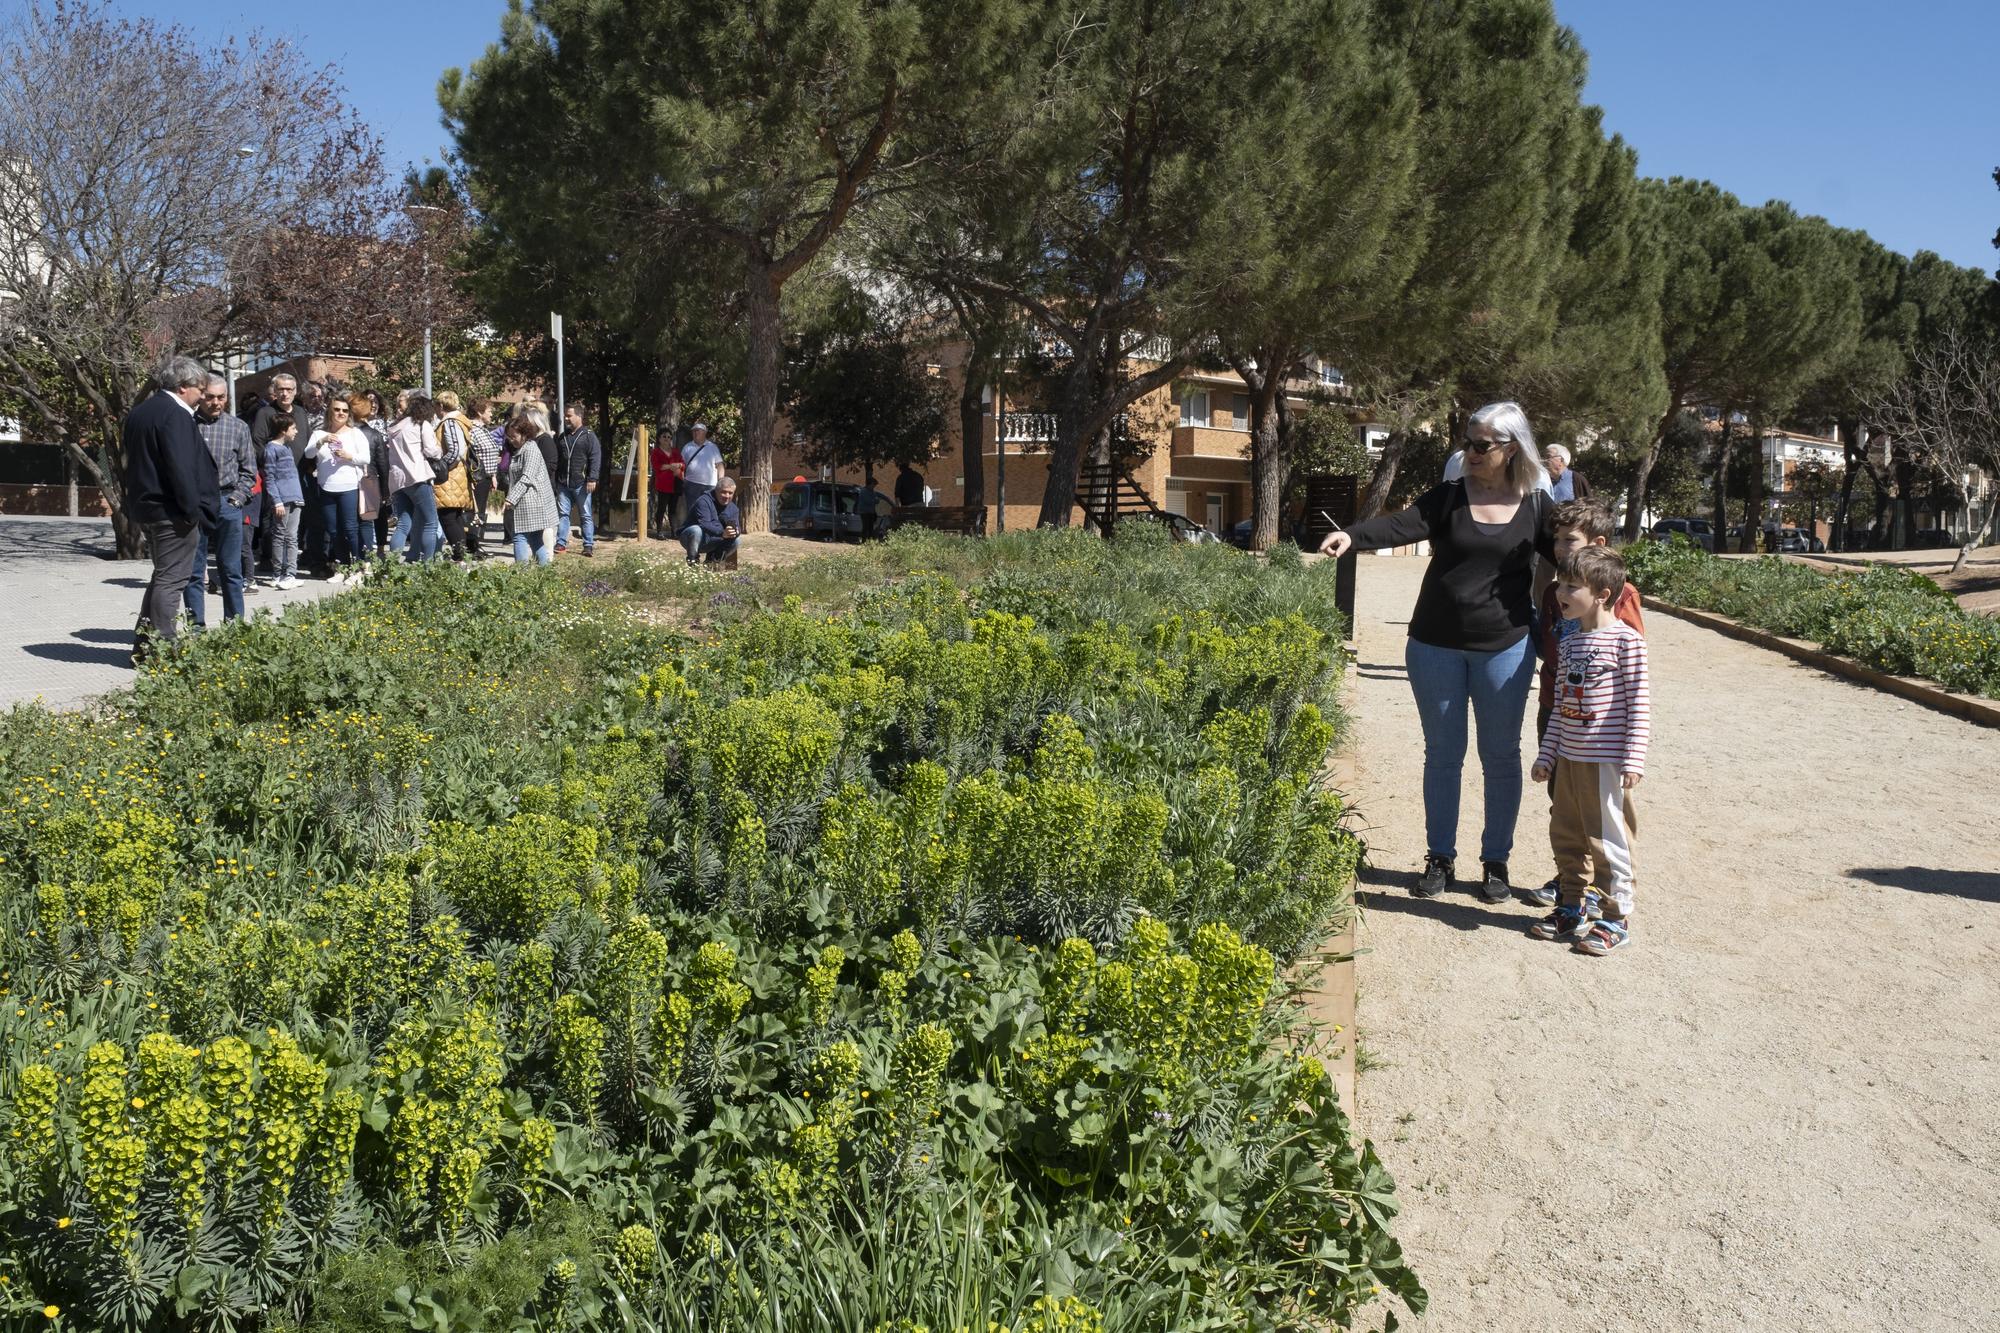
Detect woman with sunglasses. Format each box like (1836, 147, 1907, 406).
(302, 395, 372, 582)
(1318, 401, 1556, 903)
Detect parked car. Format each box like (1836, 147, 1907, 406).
(1772, 527, 1825, 554)
(1912, 528, 1960, 550)
(1651, 517, 1715, 552)
(1127, 511, 1222, 545)
(773, 481, 863, 541)
(1227, 517, 1296, 550)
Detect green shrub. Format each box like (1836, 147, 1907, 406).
(1626, 539, 2000, 697)
(0, 536, 1410, 1331)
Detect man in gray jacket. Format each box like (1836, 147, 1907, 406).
(554, 403, 602, 556)
(186, 373, 257, 625)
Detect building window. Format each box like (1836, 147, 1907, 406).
(1318, 364, 1342, 386)
(1231, 393, 1251, 431)
(1180, 389, 1211, 429)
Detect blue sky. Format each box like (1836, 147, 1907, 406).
(32, 0, 2000, 275)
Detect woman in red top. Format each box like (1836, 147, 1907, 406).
(649, 440, 682, 539)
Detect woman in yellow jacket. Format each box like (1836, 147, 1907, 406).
(432, 390, 479, 560)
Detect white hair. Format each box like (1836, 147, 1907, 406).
(1543, 443, 1571, 466)
(1466, 401, 1550, 497)
(155, 356, 207, 391)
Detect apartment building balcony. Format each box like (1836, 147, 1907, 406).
(1171, 425, 1249, 459)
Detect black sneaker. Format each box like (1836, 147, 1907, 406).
(1414, 854, 1453, 899)
(1479, 861, 1512, 905)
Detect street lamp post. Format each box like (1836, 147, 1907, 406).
(407, 204, 446, 395)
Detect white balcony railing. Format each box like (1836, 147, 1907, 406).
(1002, 411, 1058, 442)
(1000, 412, 1133, 444)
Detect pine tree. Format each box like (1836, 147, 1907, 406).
(443, 0, 1031, 530)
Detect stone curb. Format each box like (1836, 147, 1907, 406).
(1641, 595, 2000, 731)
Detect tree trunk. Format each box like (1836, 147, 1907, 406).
(1951, 488, 1995, 572)
(739, 261, 783, 533)
(1036, 360, 1098, 529)
(1711, 419, 1733, 551)
(78, 434, 146, 558)
(958, 344, 992, 514)
(1622, 399, 1685, 540)
(656, 360, 683, 447)
(1357, 431, 1409, 520)
(1248, 390, 1283, 552)
(1832, 422, 1862, 552)
(1740, 413, 1764, 553)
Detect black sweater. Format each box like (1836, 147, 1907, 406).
(1344, 482, 1554, 652)
(123, 391, 221, 529)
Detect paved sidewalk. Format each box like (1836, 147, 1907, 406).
(0, 516, 337, 711)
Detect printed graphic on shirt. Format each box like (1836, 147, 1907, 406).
(1557, 639, 1618, 724)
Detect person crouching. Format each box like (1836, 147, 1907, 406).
(679, 477, 740, 565)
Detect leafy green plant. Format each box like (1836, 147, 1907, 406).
(1627, 538, 2000, 697)
(0, 532, 1411, 1331)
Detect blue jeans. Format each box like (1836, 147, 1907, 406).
(678, 525, 738, 564)
(1404, 635, 1535, 864)
(184, 501, 245, 626)
(391, 485, 439, 561)
(556, 484, 594, 549)
(512, 529, 552, 565)
(318, 488, 363, 569)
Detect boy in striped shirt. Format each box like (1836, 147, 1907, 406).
(1528, 546, 1649, 955)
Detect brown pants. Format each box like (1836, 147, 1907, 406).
(1548, 758, 1637, 919)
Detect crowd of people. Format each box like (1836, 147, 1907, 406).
(122, 358, 744, 660)
(1321, 401, 1650, 958)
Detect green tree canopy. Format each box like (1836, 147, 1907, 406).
(444, 0, 1031, 530)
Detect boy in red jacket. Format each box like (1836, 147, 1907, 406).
(1527, 499, 1644, 910)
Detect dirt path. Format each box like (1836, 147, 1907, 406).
(1344, 554, 2000, 1332)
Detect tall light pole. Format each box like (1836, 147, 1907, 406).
(407, 204, 446, 395)
(225, 145, 256, 415)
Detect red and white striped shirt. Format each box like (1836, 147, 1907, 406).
(1536, 623, 1650, 777)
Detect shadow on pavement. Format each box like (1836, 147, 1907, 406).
(23, 642, 132, 669)
(0, 520, 116, 563)
(104, 577, 150, 589)
(1847, 866, 2000, 905)
(1357, 864, 1536, 933)
(72, 628, 131, 644)
(1354, 660, 1409, 682)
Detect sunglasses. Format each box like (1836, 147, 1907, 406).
(1463, 438, 1509, 456)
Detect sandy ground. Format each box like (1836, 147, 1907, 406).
(1343, 554, 2000, 1332)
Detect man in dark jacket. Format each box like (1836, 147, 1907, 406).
(678, 477, 740, 564)
(554, 403, 602, 555)
(125, 356, 220, 661)
(894, 461, 927, 508)
(187, 374, 258, 625)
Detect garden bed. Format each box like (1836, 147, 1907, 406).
(0, 527, 1419, 1331)
(1626, 539, 2000, 700)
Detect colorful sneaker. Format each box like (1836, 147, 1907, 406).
(1583, 889, 1604, 920)
(1526, 877, 1560, 908)
(1572, 920, 1630, 955)
(1478, 861, 1512, 905)
(1413, 854, 1453, 899)
(1528, 908, 1589, 942)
